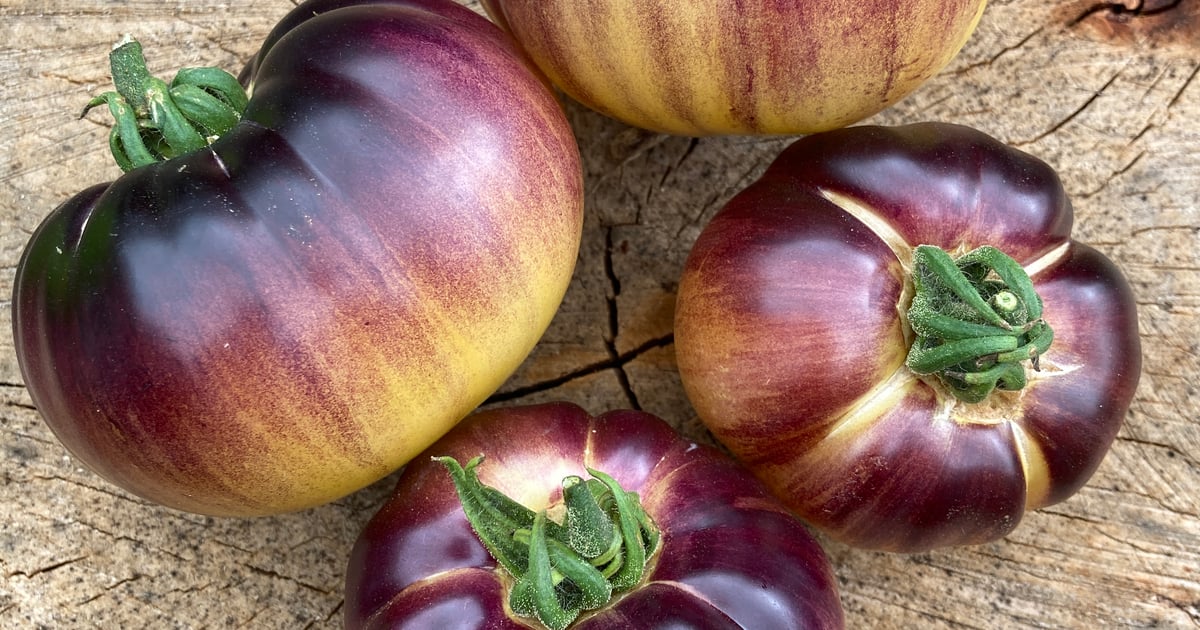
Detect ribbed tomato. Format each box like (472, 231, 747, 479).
(675, 123, 1141, 552)
(11, 0, 583, 516)
(345, 402, 844, 629)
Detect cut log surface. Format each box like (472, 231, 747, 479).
(2, 1, 1197, 627)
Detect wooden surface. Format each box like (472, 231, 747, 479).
(2, 0, 1198, 627)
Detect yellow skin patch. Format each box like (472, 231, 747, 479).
(483, 0, 987, 135)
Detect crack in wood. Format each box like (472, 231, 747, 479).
(602, 226, 640, 409)
(211, 537, 255, 555)
(78, 574, 144, 605)
(657, 136, 700, 191)
(1092, 483, 1200, 520)
(4, 399, 39, 413)
(672, 152, 774, 242)
(1155, 593, 1200, 624)
(1117, 434, 1199, 468)
(1078, 150, 1147, 198)
(1093, 524, 1191, 556)
(242, 563, 332, 595)
(30, 473, 151, 509)
(6, 554, 88, 579)
(1131, 121, 1156, 143)
(968, 546, 1095, 588)
(587, 129, 668, 192)
(1013, 64, 1128, 146)
(954, 26, 1046, 76)
(1168, 62, 1200, 109)
(304, 599, 344, 630)
(488, 333, 675, 404)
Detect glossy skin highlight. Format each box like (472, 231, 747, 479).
(11, 0, 584, 516)
(674, 123, 1141, 552)
(480, 0, 987, 135)
(344, 402, 845, 629)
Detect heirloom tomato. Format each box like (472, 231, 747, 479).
(11, 0, 583, 516)
(345, 402, 844, 629)
(674, 123, 1141, 552)
(480, 0, 987, 135)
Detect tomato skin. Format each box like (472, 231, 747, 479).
(674, 123, 1141, 552)
(479, 0, 987, 135)
(344, 402, 845, 629)
(10, 0, 583, 516)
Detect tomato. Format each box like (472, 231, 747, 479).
(10, 0, 583, 516)
(480, 0, 987, 135)
(674, 123, 1141, 552)
(345, 402, 844, 629)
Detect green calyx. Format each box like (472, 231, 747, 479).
(905, 244, 1054, 403)
(81, 36, 249, 172)
(436, 456, 659, 630)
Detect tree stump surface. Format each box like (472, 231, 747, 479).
(2, 1, 1197, 627)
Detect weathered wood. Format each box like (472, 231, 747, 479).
(2, 0, 1196, 627)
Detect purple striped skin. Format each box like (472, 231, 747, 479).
(344, 402, 845, 629)
(674, 123, 1142, 552)
(11, 0, 583, 516)
(480, 1, 987, 136)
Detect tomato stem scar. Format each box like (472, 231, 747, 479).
(905, 244, 1054, 403)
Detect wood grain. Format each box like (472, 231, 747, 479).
(2, 0, 1197, 627)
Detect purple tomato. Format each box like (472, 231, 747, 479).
(11, 0, 583, 516)
(345, 402, 845, 629)
(675, 123, 1141, 551)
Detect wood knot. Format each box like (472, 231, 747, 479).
(1060, 0, 1199, 54)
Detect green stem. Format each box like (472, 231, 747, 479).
(434, 456, 531, 576)
(586, 468, 650, 591)
(562, 476, 614, 558)
(437, 456, 659, 630)
(912, 245, 1011, 330)
(81, 37, 249, 172)
(905, 244, 1054, 403)
(509, 511, 578, 630)
(905, 334, 1020, 375)
(958, 246, 1044, 320)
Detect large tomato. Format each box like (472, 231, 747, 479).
(674, 123, 1141, 552)
(10, 0, 583, 516)
(345, 402, 845, 629)
(480, 0, 987, 135)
